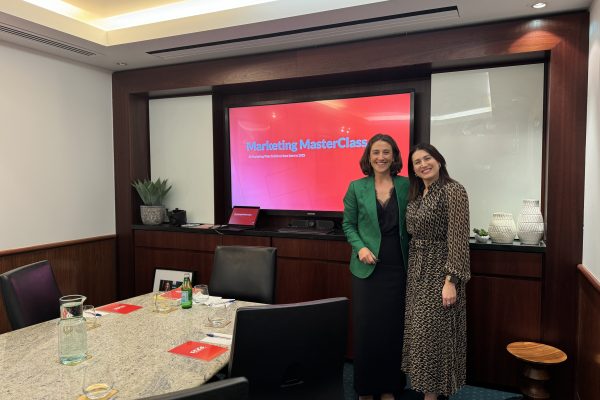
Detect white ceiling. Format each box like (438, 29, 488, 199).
(0, 0, 592, 71)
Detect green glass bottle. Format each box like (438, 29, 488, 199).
(181, 273, 192, 309)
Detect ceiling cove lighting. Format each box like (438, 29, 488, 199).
(24, 0, 93, 21)
(24, 0, 278, 31)
(532, 2, 547, 9)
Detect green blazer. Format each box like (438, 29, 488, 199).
(342, 175, 410, 278)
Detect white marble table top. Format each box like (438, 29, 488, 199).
(0, 293, 259, 400)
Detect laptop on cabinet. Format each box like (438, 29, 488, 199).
(224, 206, 260, 231)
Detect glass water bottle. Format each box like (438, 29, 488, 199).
(58, 294, 88, 365)
(181, 273, 193, 309)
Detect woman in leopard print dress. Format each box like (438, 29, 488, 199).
(402, 143, 471, 400)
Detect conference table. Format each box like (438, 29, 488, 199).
(0, 293, 258, 399)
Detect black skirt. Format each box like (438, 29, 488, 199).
(352, 259, 406, 395)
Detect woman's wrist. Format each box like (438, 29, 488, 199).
(445, 274, 458, 284)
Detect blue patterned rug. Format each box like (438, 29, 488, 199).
(343, 363, 522, 400)
(449, 386, 522, 400)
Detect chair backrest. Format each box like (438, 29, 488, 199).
(139, 377, 249, 400)
(0, 260, 62, 330)
(228, 297, 349, 400)
(209, 246, 277, 304)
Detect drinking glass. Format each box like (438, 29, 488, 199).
(82, 362, 114, 400)
(193, 284, 209, 304)
(83, 305, 99, 329)
(207, 303, 232, 327)
(154, 292, 173, 313)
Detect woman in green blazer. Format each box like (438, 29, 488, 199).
(343, 134, 410, 400)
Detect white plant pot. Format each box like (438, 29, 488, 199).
(488, 212, 517, 244)
(517, 199, 544, 245)
(474, 234, 490, 243)
(140, 205, 165, 225)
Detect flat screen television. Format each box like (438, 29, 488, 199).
(226, 91, 414, 217)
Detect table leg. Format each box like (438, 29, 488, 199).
(520, 364, 550, 399)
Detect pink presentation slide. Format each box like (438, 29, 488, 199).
(229, 93, 412, 212)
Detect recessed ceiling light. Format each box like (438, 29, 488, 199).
(532, 2, 547, 9)
(116, 62, 128, 66)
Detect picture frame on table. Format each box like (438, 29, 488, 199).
(153, 268, 194, 292)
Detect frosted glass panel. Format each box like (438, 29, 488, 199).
(431, 64, 544, 235)
(150, 96, 214, 224)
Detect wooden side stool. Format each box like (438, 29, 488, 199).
(506, 341, 567, 399)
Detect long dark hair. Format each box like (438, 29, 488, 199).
(359, 134, 403, 176)
(408, 143, 455, 201)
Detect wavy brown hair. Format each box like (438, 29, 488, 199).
(408, 143, 455, 201)
(359, 134, 403, 176)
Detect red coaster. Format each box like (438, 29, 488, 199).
(168, 341, 228, 361)
(96, 303, 142, 314)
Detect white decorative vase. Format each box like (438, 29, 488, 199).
(140, 205, 165, 225)
(488, 212, 517, 244)
(517, 199, 544, 245)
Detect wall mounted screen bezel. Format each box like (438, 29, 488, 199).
(224, 88, 414, 219)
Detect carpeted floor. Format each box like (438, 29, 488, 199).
(343, 363, 523, 400)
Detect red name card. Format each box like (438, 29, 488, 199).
(96, 303, 142, 314)
(161, 288, 182, 299)
(169, 341, 228, 361)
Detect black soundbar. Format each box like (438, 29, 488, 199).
(289, 219, 335, 230)
(278, 227, 333, 235)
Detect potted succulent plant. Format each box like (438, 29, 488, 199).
(473, 228, 490, 243)
(132, 178, 172, 225)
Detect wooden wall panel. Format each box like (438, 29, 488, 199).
(467, 276, 542, 389)
(135, 230, 221, 252)
(133, 233, 271, 294)
(113, 91, 149, 300)
(113, 17, 570, 93)
(470, 250, 543, 278)
(273, 237, 351, 262)
(0, 236, 117, 334)
(221, 235, 271, 247)
(576, 265, 600, 400)
(276, 258, 352, 356)
(114, 12, 588, 398)
(541, 15, 588, 399)
(273, 236, 352, 356)
(275, 259, 351, 303)
(467, 250, 544, 390)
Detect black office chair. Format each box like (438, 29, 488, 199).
(228, 297, 349, 400)
(139, 377, 249, 400)
(0, 260, 62, 330)
(209, 246, 277, 304)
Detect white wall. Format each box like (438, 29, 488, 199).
(149, 96, 214, 224)
(0, 42, 115, 251)
(584, 0, 600, 279)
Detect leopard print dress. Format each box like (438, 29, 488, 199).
(401, 180, 471, 396)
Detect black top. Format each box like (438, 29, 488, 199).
(376, 187, 404, 267)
